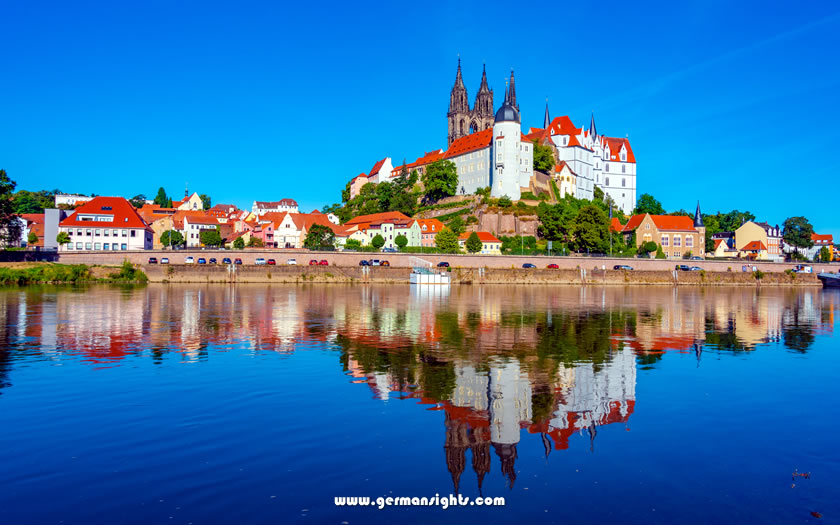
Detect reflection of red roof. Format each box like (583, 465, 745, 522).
(60, 197, 150, 230)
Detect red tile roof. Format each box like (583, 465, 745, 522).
(184, 215, 219, 225)
(547, 116, 581, 136)
(458, 231, 500, 243)
(555, 161, 577, 176)
(21, 213, 45, 225)
(714, 239, 724, 249)
(742, 240, 767, 251)
(415, 218, 444, 233)
(610, 218, 623, 232)
(368, 158, 387, 178)
(345, 211, 412, 227)
(254, 199, 298, 208)
(604, 136, 636, 163)
(621, 214, 697, 233)
(28, 223, 44, 247)
(444, 128, 493, 159)
(811, 233, 833, 244)
(60, 197, 151, 230)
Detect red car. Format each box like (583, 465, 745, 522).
(267, 259, 276, 265)
(381, 260, 390, 267)
(318, 260, 329, 266)
(547, 263, 559, 269)
(309, 259, 318, 265)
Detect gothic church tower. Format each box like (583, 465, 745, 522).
(447, 60, 494, 145)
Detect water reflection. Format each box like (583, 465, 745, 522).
(0, 285, 837, 495)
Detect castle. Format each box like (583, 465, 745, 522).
(348, 61, 638, 213)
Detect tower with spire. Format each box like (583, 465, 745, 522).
(447, 58, 495, 145)
(694, 202, 706, 257)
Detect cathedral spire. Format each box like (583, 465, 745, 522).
(508, 69, 518, 111)
(589, 112, 597, 138)
(544, 100, 550, 129)
(454, 56, 465, 89)
(478, 63, 490, 93)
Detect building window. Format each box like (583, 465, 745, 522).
(130, 230, 136, 237)
(103, 243, 109, 250)
(622, 165, 626, 173)
(645, 224, 650, 230)
(66, 243, 73, 250)
(85, 243, 92, 250)
(622, 178, 626, 187)
(686, 236, 694, 248)
(605, 164, 609, 172)
(122, 230, 127, 237)
(86, 229, 92, 236)
(662, 235, 669, 247)
(674, 251, 680, 257)
(121, 244, 127, 250)
(674, 236, 682, 247)
(76, 242, 82, 250)
(605, 177, 610, 186)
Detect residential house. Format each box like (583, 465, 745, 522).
(416, 219, 445, 248)
(739, 240, 768, 260)
(172, 192, 204, 211)
(553, 162, 577, 200)
(621, 205, 705, 259)
(58, 197, 153, 251)
(251, 199, 299, 216)
(183, 215, 220, 247)
(735, 221, 782, 261)
(458, 231, 502, 255)
(21, 214, 44, 248)
(344, 211, 420, 249)
(807, 233, 834, 261)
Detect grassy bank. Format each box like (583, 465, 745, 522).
(0, 261, 147, 285)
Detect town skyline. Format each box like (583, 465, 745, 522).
(2, 2, 839, 236)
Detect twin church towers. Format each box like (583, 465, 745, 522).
(447, 59, 519, 146)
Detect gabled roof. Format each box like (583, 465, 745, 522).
(811, 233, 833, 244)
(603, 136, 636, 163)
(60, 197, 150, 230)
(21, 213, 45, 225)
(368, 158, 387, 177)
(254, 199, 298, 208)
(184, 215, 219, 225)
(458, 231, 500, 243)
(610, 218, 623, 232)
(547, 116, 581, 136)
(415, 218, 444, 233)
(555, 161, 577, 176)
(742, 240, 767, 251)
(344, 211, 412, 227)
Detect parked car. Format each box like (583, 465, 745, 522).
(286, 258, 297, 265)
(185, 256, 195, 264)
(267, 259, 276, 265)
(690, 256, 704, 261)
(209, 258, 217, 264)
(689, 266, 703, 271)
(197, 258, 207, 264)
(222, 257, 232, 264)
(547, 263, 559, 269)
(437, 262, 450, 268)
(255, 258, 266, 265)
(309, 259, 318, 265)
(675, 264, 690, 271)
(381, 247, 398, 253)
(793, 264, 813, 274)
(522, 263, 536, 269)
(234, 258, 243, 265)
(148, 257, 158, 264)
(613, 264, 633, 271)
(359, 260, 370, 266)
(380, 260, 390, 267)
(369, 259, 381, 266)
(160, 257, 169, 264)
(318, 260, 329, 266)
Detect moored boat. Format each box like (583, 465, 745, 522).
(817, 272, 840, 288)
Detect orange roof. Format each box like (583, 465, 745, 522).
(21, 213, 45, 225)
(811, 233, 833, 244)
(714, 239, 724, 249)
(742, 240, 767, 251)
(184, 215, 219, 225)
(345, 211, 411, 227)
(444, 128, 493, 159)
(610, 218, 623, 232)
(415, 218, 444, 233)
(603, 136, 636, 163)
(458, 231, 500, 243)
(621, 214, 697, 233)
(555, 161, 577, 176)
(28, 223, 44, 247)
(368, 158, 387, 177)
(60, 197, 150, 230)
(547, 116, 581, 136)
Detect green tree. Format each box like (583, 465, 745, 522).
(634, 193, 665, 215)
(718, 210, 756, 232)
(465, 232, 483, 253)
(422, 160, 458, 201)
(394, 234, 408, 250)
(637, 241, 657, 256)
(655, 245, 666, 259)
(371, 233, 386, 249)
(593, 186, 604, 201)
(199, 194, 211, 210)
(153, 187, 170, 207)
(448, 215, 465, 235)
(247, 237, 264, 248)
(783, 216, 815, 251)
(532, 140, 555, 173)
(434, 227, 460, 254)
(27, 231, 38, 246)
(572, 205, 609, 253)
(129, 194, 146, 208)
(160, 230, 184, 247)
(303, 224, 335, 250)
(13, 190, 57, 214)
(56, 231, 71, 247)
(0, 170, 23, 246)
(233, 237, 245, 250)
(199, 228, 222, 247)
(819, 246, 832, 262)
(344, 238, 362, 250)
(703, 214, 721, 252)
(498, 195, 512, 207)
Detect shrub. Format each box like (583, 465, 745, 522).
(753, 269, 765, 280)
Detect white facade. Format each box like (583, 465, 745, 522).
(182, 217, 219, 247)
(251, 200, 299, 215)
(451, 147, 491, 195)
(60, 225, 152, 251)
(491, 121, 532, 200)
(367, 158, 394, 184)
(597, 138, 637, 214)
(54, 194, 93, 207)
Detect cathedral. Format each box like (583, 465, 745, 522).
(447, 59, 497, 145)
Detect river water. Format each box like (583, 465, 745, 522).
(0, 285, 837, 524)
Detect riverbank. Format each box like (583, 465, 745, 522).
(143, 264, 821, 286)
(0, 262, 148, 285)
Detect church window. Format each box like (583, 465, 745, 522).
(622, 178, 626, 187)
(622, 165, 626, 173)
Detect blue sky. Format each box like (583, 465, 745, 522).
(2, 1, 839, 234)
